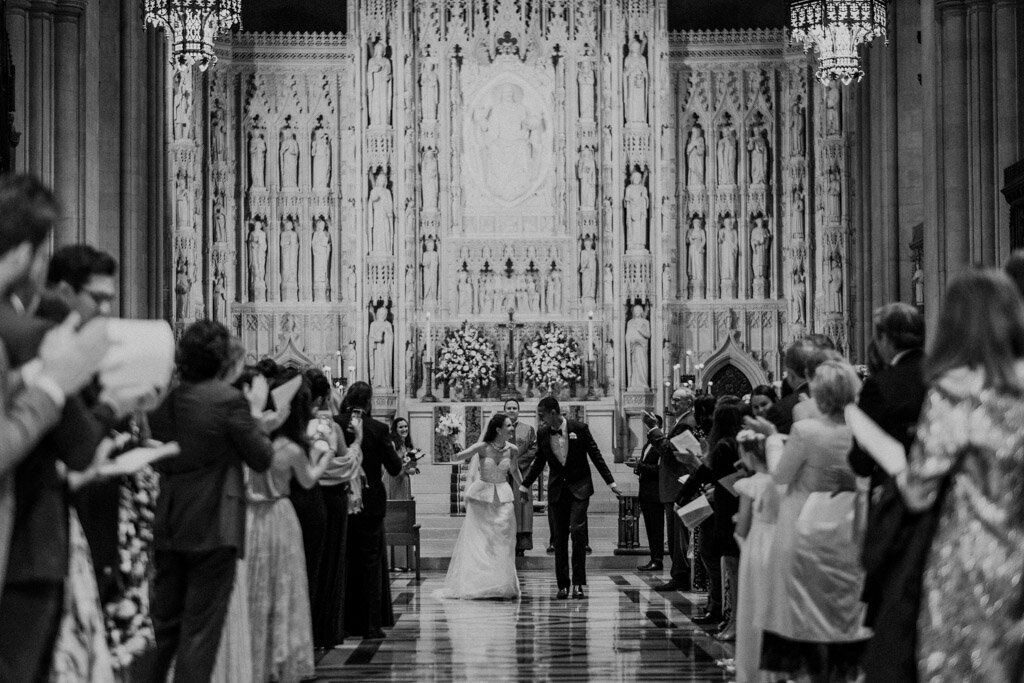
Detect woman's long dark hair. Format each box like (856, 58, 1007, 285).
(271, 369, 313, 454)
(391, 417, 413, 451)
(482, 412, 511, 444)
(707, 401, 748, 453)
(341, 381, 373, 414)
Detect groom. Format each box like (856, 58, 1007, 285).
(521, 396, 621, 599)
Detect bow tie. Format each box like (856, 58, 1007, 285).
(552, 428, 563, 436)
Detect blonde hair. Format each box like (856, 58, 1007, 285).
(811, 359, 862, 416)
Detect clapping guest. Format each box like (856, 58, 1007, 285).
(335, 382, 403, 640)
(388, 417, 421, 572)
(897, 271, 1024, 681)
(246, 374, 339, 682)
(146, 321, 274, 683)
(748, 385, 777, 420)
(634, 414, 664, 572)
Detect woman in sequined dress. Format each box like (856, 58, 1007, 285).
(899, 270, 1024, 682)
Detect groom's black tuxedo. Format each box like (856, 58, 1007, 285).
(523, 419, 614, 589)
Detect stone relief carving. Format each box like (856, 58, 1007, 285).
(173, 72, 193, 141)
(624, 169, 648, 252)
(368, 169, 395, 254)
(719, 214, 738, 296)
(579, 234, 597, 302)
(421, 146, 439, 212)
(687, 214, 706, 294)
(311, 127, 332, 190)
(789, 269, 806, 324)
(544, 265, 563, 314)
(825, 85, 840, 135)
(685, 122, 706, 187)
(748, 122, 768, 185)
(249, 131, 267, 189)
(175, 254, 192, 318)
(625, 303, 650, 389)
(280, 129, 300, 189)
(828, 248, 844, 313)
(248, 218, 268, 302)
(312, 216, 331, 301)
(826, 166, 841, 221)
(368, 40, 393, 127)
(421, 61, 439, 122)
(790, 94, 805, 156)
(577, 145, 597, 211)
(369, 305, 394, 388)
(456, 266, 474, 314)
(750, 215, 770, 297)
(578, 57, 596, 122)
(280, 215, 299, 301)
(422, 235, 439, 302)
(623, 35, 648, 125)
(716, 118, 737, 185)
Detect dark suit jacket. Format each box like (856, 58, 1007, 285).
(767, 381, 809, 435)
(0, 302, 105, 585)
(651, 414, 701, 503)
(849, 349, 926, 487)
(522, 419, 614, 502)
(634, 439, 660, 503)
(335, 411, 403, 518)
(148, 379, 273, 557)
(676, 438, 741, 557)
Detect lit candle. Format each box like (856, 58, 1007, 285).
(587, 311, 594, 362)
(335, 350, 342, 378)
(426, 311, 433, 361)
(673, 363, 681, 388)
(685, 350, 692, 374)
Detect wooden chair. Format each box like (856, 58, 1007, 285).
(385, 498, 421, 581)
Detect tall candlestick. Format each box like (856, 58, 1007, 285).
(426, 312, 433, 360)
(673, 363, 681, 389)
(335, 350, 342, 378)
(587, 311, 594, 362)
(685, 350, 692, 374)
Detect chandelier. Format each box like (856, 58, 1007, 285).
(790, 0, 887, 85)
(144, 0, 242, 71)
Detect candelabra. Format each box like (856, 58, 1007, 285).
(421, 360, 438, 403)
(583, 359, 598, 401)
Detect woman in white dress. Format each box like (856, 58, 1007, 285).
(437, 413, 521, 600)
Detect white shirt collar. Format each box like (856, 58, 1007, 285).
(891, 349, 915, 366)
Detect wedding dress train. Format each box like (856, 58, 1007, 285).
(436, 448, 521, 600)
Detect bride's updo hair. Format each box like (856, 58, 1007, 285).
(482, 412, 512, 444)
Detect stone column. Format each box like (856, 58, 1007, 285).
(920, 0, 943, 323)
(938, 1, 970, 278)
(27, 0, 54, 184)
(967, 0, 995, 265)
(6, 0, 30, 171)
(994, 0, 1021, 262)
(53, 0, 84, 243)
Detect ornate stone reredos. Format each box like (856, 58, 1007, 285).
(272, 336, 315, 368)
(701, 333, 768, 388)
(461, 57, 555, 212)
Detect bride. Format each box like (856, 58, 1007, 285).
(436, 413, 521, 600)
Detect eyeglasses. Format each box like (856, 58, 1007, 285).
(82, 289, 115, 306)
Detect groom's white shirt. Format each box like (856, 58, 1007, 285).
(550, 417, 568, 465)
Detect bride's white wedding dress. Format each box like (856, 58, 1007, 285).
(436, 445, 521, 600)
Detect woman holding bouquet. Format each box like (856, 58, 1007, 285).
(387, 417, 421, 572)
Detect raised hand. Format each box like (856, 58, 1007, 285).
(38, 313, 111, 395)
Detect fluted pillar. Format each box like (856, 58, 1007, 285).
(939, 1, 970, 278)
(53, 0, 84, 243)
(5, 0, 29, 171)
(27, 0, 55, 184)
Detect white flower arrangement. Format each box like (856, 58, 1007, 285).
(522, 323, 583, 394)
(434, 323, 498, 394)
(435, 412, 464, 440)
(106, 466, 159, 670)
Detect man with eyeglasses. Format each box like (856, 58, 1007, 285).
(38, 244, 117, 323)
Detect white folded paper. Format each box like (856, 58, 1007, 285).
(271, 375, 302, 411)
(669, 429, 702, 456)
(845, 404, 908, 476)
(99, 319, 174, 397)
(718, 471, 743, 497)
(676, 473, 690, 485)
(677, 494, 713, 530)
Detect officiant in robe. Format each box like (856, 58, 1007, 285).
(504, 399, 537, 555)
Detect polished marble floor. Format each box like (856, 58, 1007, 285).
(314, 570, 734, 682)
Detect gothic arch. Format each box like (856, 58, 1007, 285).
(700, 334, 768, 390)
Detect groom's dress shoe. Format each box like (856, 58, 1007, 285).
(691, 611, 723, 625)
(572, 586, 586, 599)
(654, 580, 683, 592)
(637, 561, 663, 571)
(556, 588, 570, 600)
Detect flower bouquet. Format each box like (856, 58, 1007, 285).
(522, 323, 583, 396)
(434, 412, 465, 463)
(434, 323, 498, 398)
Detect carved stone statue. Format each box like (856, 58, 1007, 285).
(457, 267, 474, 314)
(790, 95, 805, 156)
(421, 146, 439, 212)
(280, 130, 300, 189)
(249, 132, 267, 188)
(345, 263, 358, 302)
(481, 271, 496, 313)
(210, 106, 226, 162)
(527, 274, 541, 312)
(792, 186, 805, 233)
(579, 235, 597, 301)
(248, 219, 267, 302)
(623, 36, 648, 125)
(578, 59, 596, 122)
(913, 265, 924, 307)
(748, 125, 768, 185)
(686, 215, 707, 288)
(368, 171, 395, 253)
(312, 217, 331, 301)
(369, 305, 394, 388)
(173, 74, 192, 141)
(828, 250, 844, 312)
(750, 216, 771, 296)
(280, 216, 299, 301)
(545, 265, 563, 314)
(826, 167, 841, 220)
(367, 40, 393, 127)
(422, 235, 439, 301)
(175, 255, 192, 319)
(719, 215, 739, 294)
(212, 264, 228, 325)
(311, 128, 332, 190)
(662, 262, 674, 300)
(825, 85, 840, 134)
(686, 124, 706, 187)
(790, 269, 806, 324)
(625, 304, 651, 389)
(604, 262, 614, 302)
(420, 61, 439, 122)
(174, 170, 190, 228)
(624, 170, 649, 252)
(717, 122, 737, 185)
(577, 146, 597, 211)
(471, 83, 542, 202)
(214, 200, 227, 243)
(604, 338, 615, 393)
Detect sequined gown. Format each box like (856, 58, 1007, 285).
(902, 367, 1024, 682)
(437, 444, 521, 600)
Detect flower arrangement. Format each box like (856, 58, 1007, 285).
(522, 323, 583, 394)
(435, 323, 498, 395)
(106, 467, 159, 671)
(435, 412, 464, 440)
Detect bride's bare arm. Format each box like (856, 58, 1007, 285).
(451, 441, 487, 462)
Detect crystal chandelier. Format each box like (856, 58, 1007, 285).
(144, 0, 242, 71)
(790, 0, 887, 85)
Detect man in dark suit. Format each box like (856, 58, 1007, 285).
(147, 320, 274, 682)
(767, 337, 822, 434)
(643, 387, 701, 591)
(335, 381, 403, 639)
(848, 303, 927, 683)
(521, 396, 621, 599)
(0, 174, 113, 682)
(504, 398, 538, 556)
(634, 414, 664, 571)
